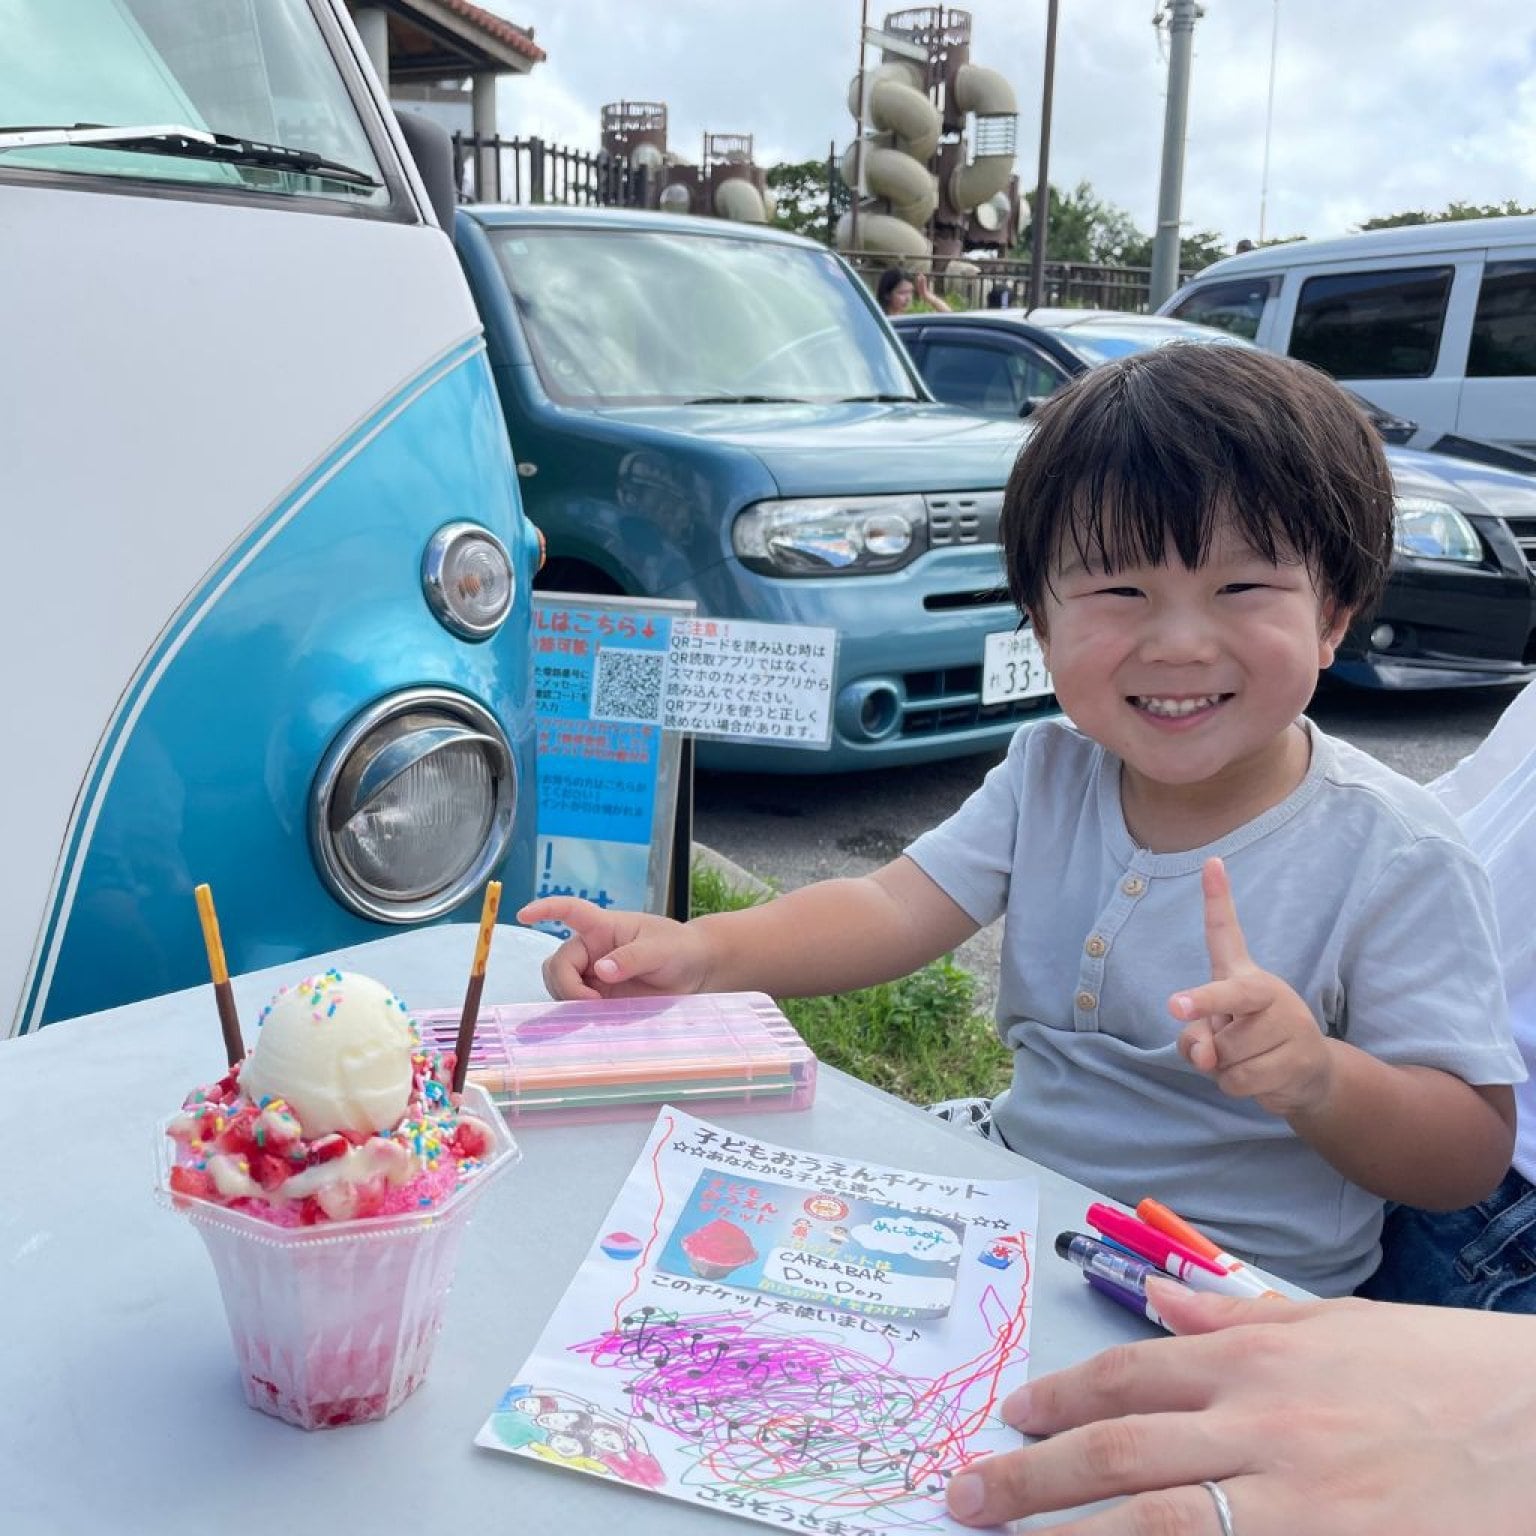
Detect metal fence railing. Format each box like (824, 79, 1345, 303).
(449, 133, 1179, 316)
(452, 133, 651, 208)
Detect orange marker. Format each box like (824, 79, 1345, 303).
(1136, 1198, 1280, 1299)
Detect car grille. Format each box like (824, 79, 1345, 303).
(899, 661, 1056, 737)
(1505, 514, 1536, 570)
(926, 490, 1005, 546)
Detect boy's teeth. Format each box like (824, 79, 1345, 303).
(1134, 694, 1222, 717)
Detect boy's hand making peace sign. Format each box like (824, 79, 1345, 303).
(1169, 857, 1336, 1120)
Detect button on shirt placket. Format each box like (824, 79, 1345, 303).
(1075, 866, 1150, 1030)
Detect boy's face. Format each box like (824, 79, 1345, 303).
(1034, 519, 1349, 799)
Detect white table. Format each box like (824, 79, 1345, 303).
(1, 926, 1158, 1533)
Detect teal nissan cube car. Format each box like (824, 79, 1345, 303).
(454, 205, 1049, 772)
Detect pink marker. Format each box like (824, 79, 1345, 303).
(1136, 1198, 1282, 1299)
(1086, 1203, 1269, 1300)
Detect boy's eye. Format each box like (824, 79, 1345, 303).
(1094, 586, 1144, 598)
(1219, 582, 1266, 595)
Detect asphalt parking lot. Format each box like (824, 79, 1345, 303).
(694, 680, 1528, 1012)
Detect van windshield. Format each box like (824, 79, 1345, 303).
(0, 0, 387, 205)
(488, 227, 920, 407)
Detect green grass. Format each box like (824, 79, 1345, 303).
(691, 861, 1011, 1106)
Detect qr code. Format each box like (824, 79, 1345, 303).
(591, 646, 665, 723)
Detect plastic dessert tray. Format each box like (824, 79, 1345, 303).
(415, 992, 818, 1125)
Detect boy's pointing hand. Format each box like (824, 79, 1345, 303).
(1169, 857, 1335, 1119)
(517, 896, 713, 1000)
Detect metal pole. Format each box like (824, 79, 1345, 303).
(1028, 0, 1059, 312)
(1149, 0, 1199, 308)
(850, 0, 869, 256)
(1258, 0, 1280, 243)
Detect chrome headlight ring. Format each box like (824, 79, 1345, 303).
(310, 687, 516, 923)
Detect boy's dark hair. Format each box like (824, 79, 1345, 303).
(1001, 344, 1396, 629)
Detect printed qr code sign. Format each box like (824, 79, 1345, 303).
(591, 647, 666, 724)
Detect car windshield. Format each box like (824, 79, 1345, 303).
(0, 0, 388, 205)
(486, 227, 918, 407)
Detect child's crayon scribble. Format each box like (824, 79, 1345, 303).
(572, 1289, 1029, 1514)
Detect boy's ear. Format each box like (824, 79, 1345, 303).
(1318, 603, 1353, 667)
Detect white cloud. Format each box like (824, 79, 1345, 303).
(481, 0, 1536, 244)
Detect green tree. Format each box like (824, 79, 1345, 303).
(1019, 180, 1141, 264)
(766, 157, 848, 242)
(1017, 181, 1231, 270)
(1116, 227, 1231, 272)
(1358, 198, 1536, 231)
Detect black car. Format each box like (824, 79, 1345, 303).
(893, 310, 1536, 690)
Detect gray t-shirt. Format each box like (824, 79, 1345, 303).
(907, 717, 1524, 1295)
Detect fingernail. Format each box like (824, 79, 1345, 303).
(999, 1384, 1032, 1428)
(594, 957, 618, 978)
(946, 1471, 985, 1519)
(1172, 994, 1193, 1018)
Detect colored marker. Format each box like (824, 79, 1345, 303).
(1086, 1203, 1264, 1299)
(1135, 1198, 1278, 1299)
(1055, 1231, 1162, 1293)
(1085, 1271, 1175, 1332)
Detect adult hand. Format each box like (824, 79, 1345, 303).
(946, 1280, 1536, 1534)
(1169, 857, 1333, 1117)
(516, 897, 713, 999)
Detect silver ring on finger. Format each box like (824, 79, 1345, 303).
(1201, 1480, 1237, 1536)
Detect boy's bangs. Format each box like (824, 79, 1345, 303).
(1051, 463, 1290, 594)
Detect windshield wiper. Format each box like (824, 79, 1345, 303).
(684, 394, 808, 405)
(838, 393, 921, 403)
(0, 122, 380, 187)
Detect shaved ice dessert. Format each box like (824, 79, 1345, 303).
(158, 969, 517, 1429)
(681, 1218, 758, 1280)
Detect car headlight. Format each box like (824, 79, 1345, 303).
(422, 521, 515, 638)
(311, 689, 516, 922)
(1393, 496, 1483, 563)
(732, 495, 929, 576)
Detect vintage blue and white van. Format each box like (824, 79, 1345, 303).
(2, 0, 541, 1034)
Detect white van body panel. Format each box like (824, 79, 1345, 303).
(1459, 241, 1536, 450)
(5, 184, 482, 1024)
(1161, 215, 1536, 451)
(1257, 254, 1483, 443)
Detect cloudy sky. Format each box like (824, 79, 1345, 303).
(479, 0, 1536, 246)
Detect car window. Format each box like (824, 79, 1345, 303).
(1469, 260, 1536, 378)
(486, 227, 914, 406)
(1289, 266, 1453, 379)
(0, 0, 389, 207)
(1165, 277, 1274, 339)
(921, 338, 1065, 414)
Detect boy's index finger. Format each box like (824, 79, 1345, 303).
(1200, 856, 1251, 977)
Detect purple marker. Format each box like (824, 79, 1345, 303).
(1085, 1271, 1175, 1332)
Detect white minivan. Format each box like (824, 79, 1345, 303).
(1158, 215, 1536, 454)
(2, 0, 542, 1035)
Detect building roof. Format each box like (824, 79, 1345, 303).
(437, 0, 544, 62)
(369, 0, 545, 81)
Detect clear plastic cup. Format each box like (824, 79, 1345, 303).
(155, 1083, 518, 1430)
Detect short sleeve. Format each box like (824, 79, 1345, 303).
(904, 727, 1030, 927)
(1337, 834, 1525, 1085)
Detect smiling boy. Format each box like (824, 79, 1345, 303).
(522, 346, 1523, 1296)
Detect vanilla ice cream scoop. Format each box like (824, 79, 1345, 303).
(240, 970, 416, 1138)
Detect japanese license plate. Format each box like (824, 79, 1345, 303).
(981, 627, 1053, 705)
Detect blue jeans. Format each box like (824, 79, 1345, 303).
(1357, 1167, 1536, 1312)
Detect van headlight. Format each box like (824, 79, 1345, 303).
(1393, 496, 1483, 563)
(732, 495, 928, 576)
(310, 689, 516, 922)
(422, 521, 515, 638)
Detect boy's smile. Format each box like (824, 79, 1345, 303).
(1037, 525, 1349, 846)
